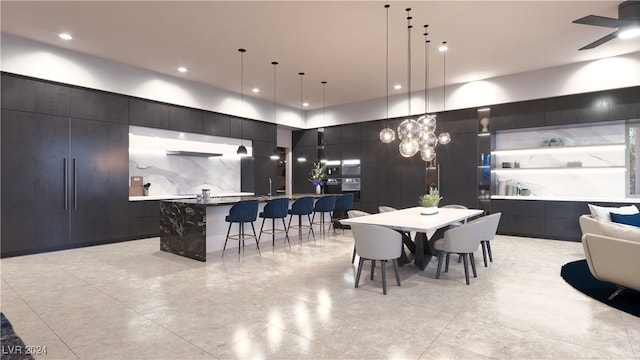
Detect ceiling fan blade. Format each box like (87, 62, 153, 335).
(573, 15, 621, 28)
(579, 31, 619, 50)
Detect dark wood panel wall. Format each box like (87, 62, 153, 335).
(1, 72, 278, 256)
(294, 85, 640, 240)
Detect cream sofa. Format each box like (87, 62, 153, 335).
(578, 215, 640, 300)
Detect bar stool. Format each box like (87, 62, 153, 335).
(332, 193, 354, 232)
(311, 195, 336, 231)
(223, 199, 259, 255)
(287, 196, 315, 239)
(258, 197, 290, 248)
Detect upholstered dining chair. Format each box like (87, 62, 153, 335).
(223, 199, 260, 255)
(332, 193, 354, 232)
(479, 212, 501, 267)
(433, 218, 486, 285)
(351, 223, 403, 295)
(258, 197, 290, 248)
(347, 210, 371, 263)
(442, 204, 469, 227)
(312, 195, 336, 230)
(287, 196, 315, 239)
(378, 205, 397, 213)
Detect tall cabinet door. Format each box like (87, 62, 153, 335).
(1, 110, 71, 254)
(69, 118, 129, 245)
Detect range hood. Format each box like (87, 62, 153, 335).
(166, 150, 222, 157)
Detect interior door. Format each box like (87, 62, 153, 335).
(69, 118, 129, 245)
(1, 110, 70, 255)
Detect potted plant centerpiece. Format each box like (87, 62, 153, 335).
(418, 187, 442, 215)
(309, 162, 326, 194)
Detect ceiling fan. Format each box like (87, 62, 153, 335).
(573, 1, 640, 50)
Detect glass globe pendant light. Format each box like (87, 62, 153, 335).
(398, 8, 419, 158)
(379, 4, 395, 144)
(399, 139, 419, 158)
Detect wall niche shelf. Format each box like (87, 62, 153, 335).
(491, 143, 625, 155)
(492, 166, 625, 172)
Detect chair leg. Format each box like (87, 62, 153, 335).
(470, 253, 477, 278)
(258, 218, 266, 242)
(487, 241, 493, 262)
(392, 258, 401, 286)
(481, 241, 488, 267)
(238, 223, 243, 254)
(381, 260, 387, 295)
(282, 218, 291, 248)
(271, 218, 276, 247)
(250, 222, 260, 255)
(355, 258, 364, 288)
(445, 253, 451, 273)
(462, 253, 470, 285)
(222, 222, 232, 255)
(609, 286, 626, 300)
(435, 252, 444, 279)
(351, 245, 357, 264)
(308, 215, 315, 239)
(371, 260, 375, 280)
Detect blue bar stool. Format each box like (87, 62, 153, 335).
(312, 195, 336, 231)
(223, 199, 260, 255)
(332, 193, 354, 232)
(258, 197, 290, 248)
(287, 196, 315, 239)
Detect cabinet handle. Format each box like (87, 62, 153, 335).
(73, 158, 78, 210)
(64, 158, 68, 210)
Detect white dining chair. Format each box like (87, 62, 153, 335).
(351, 223, 402, 295)
(479, 213, 501, 267)
(442, 204, 469, 227)
(347, 210, 371, 263)
(433, 218, 486, 285)
(378, 206, 397, 213)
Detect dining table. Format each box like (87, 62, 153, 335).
(340, 207, 484, 270)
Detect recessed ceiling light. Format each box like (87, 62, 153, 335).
(303, 102, 309, 107)
(394, 84, 402, 90)
(252, 88, 260, 93)
(619, 27, 640, 39)
(58, 33, 72, 40)
(177, 66, 187, 73)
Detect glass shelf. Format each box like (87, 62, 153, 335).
(492, 166, 625, 172)
(491, 143, 625, 155)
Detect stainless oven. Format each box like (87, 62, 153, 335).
(341, 178, 361, 191)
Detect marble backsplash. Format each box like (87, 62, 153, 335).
(130, 151, 241, 196)
(492, 122, 627, 199)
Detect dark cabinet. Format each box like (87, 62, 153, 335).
(70, 87, 128, 124)
(491, 199, 545, 237)
(129, 98, 169, 128)
(1, 73, 70, 116)
(1, 110, 71, 255)
(490, 100, 545, 130)
(1, 109, 129, 257)
(168, 106, 202, 133)
(202, 112, 231, 137)
(437, 132, 478, 208)
(129, 201, 161, 238)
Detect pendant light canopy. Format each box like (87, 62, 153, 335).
(236, 48, 248, 156)
(270, 61, 280, 160)
(379, 4, 395, 144)
(297, 72, 307, 162)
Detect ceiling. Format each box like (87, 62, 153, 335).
(2, 1, 639, 111)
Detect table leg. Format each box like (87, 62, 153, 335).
(414, 227, 447, 271)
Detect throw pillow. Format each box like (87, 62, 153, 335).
(588, 204, 639, 222)
(610, 212, 640, 228)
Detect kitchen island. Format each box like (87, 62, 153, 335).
(160, 194, 323, 261)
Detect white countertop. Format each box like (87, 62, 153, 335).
(129, 192, 254, 201)
(491, 195, 640, 203)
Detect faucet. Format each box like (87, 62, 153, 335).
(268, 178, 272, 196)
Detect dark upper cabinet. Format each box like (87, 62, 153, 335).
(1, 73, 70, 116)
(544, 92, 610, 126)
(129, 98, 169, 128)
(168, 106, 202, 133)
(323, 126, 341, 145)
(69, 87, 128, 124)
(490, 100, 545, 130)
(342, 142, 360, 159)
(608, 86, 640, 121)
(323, 144, 342, 162)
(202, 112, 231, 137)
(360, 121, 385, 142)
(341, 123, 361, 143)
(437, 109, 477, 134)
(293, 129, 318, 148)
(252, 121, 277, 143)
(229, 117, 243, 138)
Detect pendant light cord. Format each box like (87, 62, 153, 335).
(272, 61, 278, 122)
(385, 4, 390, 123)
(406, 8, 412, 116)
(299, 72, 305, 121)
(424, 25, 430, 114)
(442, 42, 446, 111)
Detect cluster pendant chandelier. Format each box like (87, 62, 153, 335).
(379, 6, 451, 161)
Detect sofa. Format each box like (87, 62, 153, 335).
(578, 214, 640, 300)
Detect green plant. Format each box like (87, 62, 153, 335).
(418, 187, 442, 207)
(308, 162, 326, 186)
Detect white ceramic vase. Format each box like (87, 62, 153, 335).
(421, 206, 438, 215)
(315, 184, 322, 194)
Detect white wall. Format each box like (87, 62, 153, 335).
(2, 33, 639, 130)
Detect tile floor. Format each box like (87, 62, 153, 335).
(1, 228, 639, 360)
